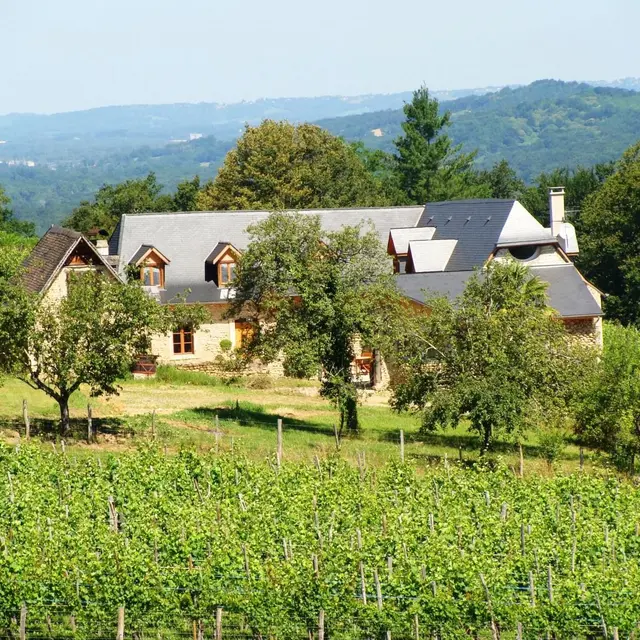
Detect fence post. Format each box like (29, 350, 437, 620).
(333, 424, 340, 450)
(399, 430, 405, 463)
(276, 418, 283, 468)
(216, 607, 223, 640)
(19, 603, 26, 640)
(413, 614, 419, 640)
(318, 609, 325, 640)
(519, 443, 524, 478)
(23, 400, 30, 439)
(87, 404, 93, 443)
(116, 606, 124, 640)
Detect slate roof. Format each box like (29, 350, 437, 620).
(110, 207, 424, 296)
(206, 242, 238, 264)
(22, 226, 83, 293)
(129, 245, 155, 265)
(396, 264, 602, 318)
(23, 226, 119, 294)
(416, 200, 516, 271)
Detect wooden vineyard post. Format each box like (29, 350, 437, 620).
(580, 446, 584, 471)
(19, 603, 26, 640)
(216, 607, 223, 640)
(87, 404, 93, 443)
(529, 571, 536, 607)
(116, 606, 125, 640)
(374, 568, 383, 610)
(318, 609, 325, 640)
(359, 561, 367, 605)
(413, 614, 419, 640)
(516, 621, 523, 640)
(520, 524, 526, 556)
(333, 423, 340, 450)
(613, 628, 619, 640)
(547, 565, 553, 604)
(243, 544, 250, 579)
(276, 418, 283, 468)
(479, 574, 498, 640)
(519, 443, 524, 478)
(23, 400, 30, 439)
(399, 430, 405, 463)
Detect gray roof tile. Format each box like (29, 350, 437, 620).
(417, 200, 516, 271)
(396, 263, 602, 318)
(111, 207, 423, 294)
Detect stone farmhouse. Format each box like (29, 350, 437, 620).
(25, 188, 602, 385)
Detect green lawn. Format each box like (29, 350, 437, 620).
(0, 370, 596, 474)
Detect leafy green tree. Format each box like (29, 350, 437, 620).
(0, 271, 171, 432)
(575, 323, 640, 471)
(229, 212, 401, 433)
(393, 86, 487, 204)
(63, 173, 166, 235)
(577, 144, 640, 324)
(475, 160, 526, 199)
(388, 261, 592, 451)
(0, 186, 35, 237)
(197, 120, 389, 211)
(173, 175, 201, 211)
(519, 163, 615, 224)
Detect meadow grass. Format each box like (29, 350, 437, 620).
(0, 370, 598, 474)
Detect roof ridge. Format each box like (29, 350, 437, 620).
(121, 205, 425, 218)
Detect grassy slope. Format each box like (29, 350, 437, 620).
(0, 370, 592, 475)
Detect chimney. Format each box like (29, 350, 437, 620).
(549, 187, 565, 237)
(96, 239, 109, 257)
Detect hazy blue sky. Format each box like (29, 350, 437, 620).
(2, 0, 638, 114)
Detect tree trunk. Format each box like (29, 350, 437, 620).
(481, 424, 492, 454)
(59, 396, 71, 434)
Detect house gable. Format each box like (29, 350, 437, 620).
(23, 226, 119, 298)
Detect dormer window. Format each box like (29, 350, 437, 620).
(128, 245, 170, 289)
(219, 261, 237, 286)
(142, 265, 164, 287)
(205, 242, 241, 287)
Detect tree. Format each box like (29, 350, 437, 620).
(475, 160, 526, 199)
(0, 270, 172, 432)
(394, 86, 487, 204)
(197, 120, 389, 211)
(574, 323, 640, 471)
(173, 176, 201, 211)
(0, 186, 35, 237)
(519, 163, 615, 225)
(577, 143, 640, 324)
(388, 261, 592, 451)
(229, 212, 401, 433)
(63, 173, 166, 236)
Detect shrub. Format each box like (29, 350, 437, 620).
(246, 374, 273, 390)
(155, 365, 221, 387)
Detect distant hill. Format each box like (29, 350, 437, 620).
(3, 79, 640, 231)
(318, 80, 640, 180)
(0, 86, 504, 166)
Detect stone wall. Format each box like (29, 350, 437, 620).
(564, 317, 603, 348)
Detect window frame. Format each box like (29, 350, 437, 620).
(219, 261, 237, 286)
(172, 326, 194, 355)
(141, 265, 164, 287)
